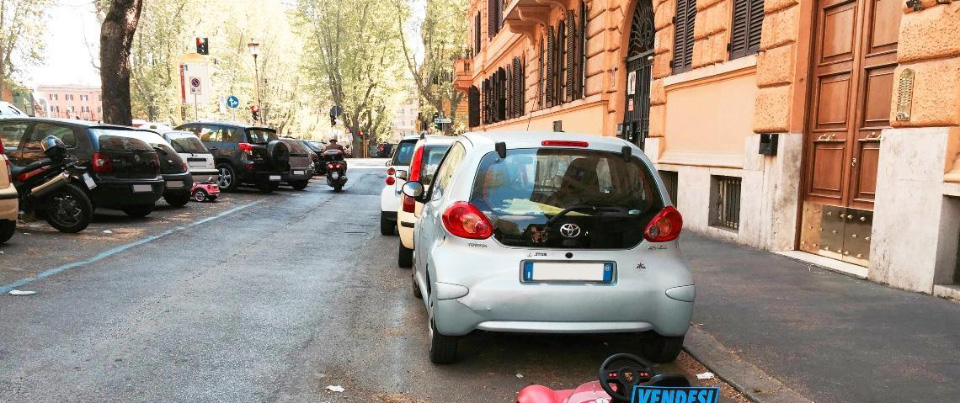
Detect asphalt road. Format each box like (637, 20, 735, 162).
(0, 159, 743, 402)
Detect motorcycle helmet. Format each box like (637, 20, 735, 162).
(41, 136, 67, 161)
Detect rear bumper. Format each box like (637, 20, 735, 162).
(91, 178, 164, 208)
(162, 172, 194, 196)
(398, 209, 415, 249)
(282, 169, 312, 182)
(0, 184, 17, 220)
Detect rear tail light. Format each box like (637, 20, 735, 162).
(387, 167, 396, 176)
(402, 194, 415, 213)
(151, 154, 161, 174)
(0, 137, 5, 155)
(244, 162, 255, 170)
(238, 142, 254, 155)
(5, 158, 12, 183)
(541, 140, 589, 147)
(93, 152, 113, 174)
(442, 201, 493, 239)
(385, 176, 396, 185)
(644, 206, 683, 242)
(181, 160, 188, 172)
(408, 145, 425, 181)
(327, 162, 335, 169)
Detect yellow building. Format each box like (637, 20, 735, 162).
(455, 0, 960, 296)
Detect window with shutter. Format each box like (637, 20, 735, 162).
(672, 0, 696, 73)
(474, 13, 482, 54)
(546, 27, 555, 107)
(556, 21, 565, 104)
(498, 68, 507, 121)
(506, 67, 514, 119)
(514, 57, 524, 116)
(538, 37, 545, 110)
(566, 11, 576, 102)
(468, 86, 480, 127)
(729, 0, 763, 59)
(578, 1, 587, 99)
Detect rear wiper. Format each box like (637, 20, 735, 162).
(546, 205, 620, 227)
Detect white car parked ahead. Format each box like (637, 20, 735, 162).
(161, 131, 219, 185)
(396, 135, 454, 267)
(380, 136, 420, 235)
(402, 132, 694, 364)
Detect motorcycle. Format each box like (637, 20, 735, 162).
(12, 136, 95, 233)
(322, 149, 348, 192)
(517, 353, 697, 403)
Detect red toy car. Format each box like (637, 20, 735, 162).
(518, 354, 692, 403)
(191, 181, 220, 202)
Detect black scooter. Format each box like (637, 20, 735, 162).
(12, 136, 95, 233)
(322, 149, 348, 192)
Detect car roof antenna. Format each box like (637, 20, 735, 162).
(621, 145, 632, 162)
(495, 142, 507, 159)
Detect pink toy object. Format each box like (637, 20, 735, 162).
(517, 354, 692, 403)
(191, 181, 220, 202)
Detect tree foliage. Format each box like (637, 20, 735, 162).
(0, 0, 51, 98)
(296, 0, 404, 154)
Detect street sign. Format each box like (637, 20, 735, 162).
(226, 95, 240, 109)
(189, 77, 202, 95)
(434, 118, 452, 124)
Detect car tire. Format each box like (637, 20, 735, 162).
(0, 219, 15, 244)
(290, 180, 309, 191)
(641, 333, 684, 363)
(122, 204, 154, 218)
(193, 189, 208, 202)
(256, 178, 275, 193)
(380, 212, 394, 235)
(164, 193, 191, 208)
(412, 273, 422, 299)
(428, 319, 459, 365)
(217, 163, 238, 192)
(398, 241, 413, 268)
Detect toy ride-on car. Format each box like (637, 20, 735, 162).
(191, 181, 220, 202)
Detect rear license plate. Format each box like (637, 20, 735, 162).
(166, 180, 184, 189)
(132, 184, 153, 193)
(331, 172, 340, 180)
(82, 173, 96, 190)
(293, 170, 305, 176)
(188, 160, 206, 168)
(522, 261, 614, 283)
(269, 175, 281, 181)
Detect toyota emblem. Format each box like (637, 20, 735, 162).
(559, 223, 581, 238)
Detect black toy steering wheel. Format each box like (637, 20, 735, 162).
(598, 353, 655, 402)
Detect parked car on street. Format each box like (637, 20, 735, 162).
(0, 118, 163, 218)
(301, 140, 327, 175)
(402, 132, 693, 364)
(0, 135, 18, 243)
(160, 131, 219, 185)
(0, 102, 28, 118)
(123, 131, 194, 207)
(277, 138, 313, 190)
(396, 135, 454, 267)
(175, 121, 290, 193)
(380, 136, 419, 235)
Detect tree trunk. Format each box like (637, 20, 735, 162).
(100, 0, 143, 125)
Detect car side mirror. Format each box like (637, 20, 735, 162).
(396, 170, 408, 180)
(402, 181, 424, 199)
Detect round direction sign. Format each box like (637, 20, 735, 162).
(226, 95, 240, 109)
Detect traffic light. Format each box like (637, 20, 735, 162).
(358, 130, 364, 139)
(250, 105, 260, 121)
(196, 38, 209, 55)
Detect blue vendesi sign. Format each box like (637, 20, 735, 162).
(632, 386, 720, 403)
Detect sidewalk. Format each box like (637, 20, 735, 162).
(681, 234, 960, 403)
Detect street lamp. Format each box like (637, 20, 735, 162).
(247, 39, 263, 124)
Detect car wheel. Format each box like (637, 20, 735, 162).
(380, 212, 394, 236)
(290, 180, 309, 191)
(217, 164, 238, 192)
(412, 272, 422, 299)
(0, 219, 15, 244)
(193, 189, 208, 202)
(122, 204, 154, 218)
(164, 193, 191, 208)
(333, 184, 343, 192)
(398, 241, 413, 268)
(428, 319, 459, 365)
(256, 178, 275, 193)
(640, 333, 684, 363)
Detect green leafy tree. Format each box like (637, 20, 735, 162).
(0, 0, 51, 99)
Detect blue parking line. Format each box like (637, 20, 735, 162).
(0, 200, 263, 295)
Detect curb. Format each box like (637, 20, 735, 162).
(684, 326, 815, 403)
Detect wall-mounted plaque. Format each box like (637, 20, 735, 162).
(896, 68, 915, 122)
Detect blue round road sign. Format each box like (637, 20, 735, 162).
(226, 95, 239, 109)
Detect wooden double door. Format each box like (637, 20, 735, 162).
(800, 0, 901, 265)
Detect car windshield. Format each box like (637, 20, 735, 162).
(166, 133, 208, 154)
(393, 141, 416, 166)
(420, 144, 451, 185)
(469, 148, 662, 249)
(247, 128, 278, 144)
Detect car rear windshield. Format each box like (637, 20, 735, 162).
(420, 144, 451, 185)
(246, 128, 278, 144)
(91, 129, 154, 151)
(284, 140, 309, 156)
(166, 133, 208, 154)
(393, 140, 416, 166)
(469, 148, 663, 249)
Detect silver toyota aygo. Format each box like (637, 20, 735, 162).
(402, 132, 695, 365)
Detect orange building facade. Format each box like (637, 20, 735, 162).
(36, 85, 103, 121)
(455, 0, 960, 296)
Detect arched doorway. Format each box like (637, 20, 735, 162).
(620, 0, 654, 149)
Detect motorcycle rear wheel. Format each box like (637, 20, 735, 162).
(43, 183, 93, 233)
